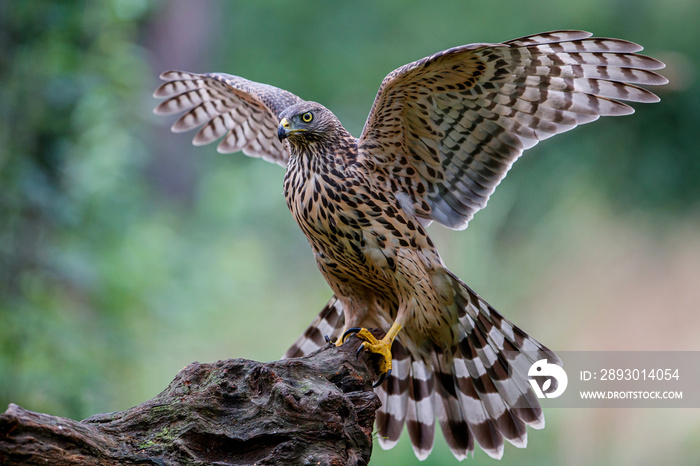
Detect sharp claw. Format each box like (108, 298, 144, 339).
(324, 335, 331, 344)
(373, 369, 391, 388)
(341, 327, 363, 342)
(356, 342, 365, 358)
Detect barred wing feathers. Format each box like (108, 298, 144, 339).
(153, 71, 303, 166)
(358, 30, 667, 230)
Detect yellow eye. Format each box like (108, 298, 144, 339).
(301, 112, 313, 123)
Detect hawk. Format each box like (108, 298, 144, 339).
(153, 30, 666, 460)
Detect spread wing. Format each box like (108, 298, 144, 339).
(153, 71, 303, 167)
(358, 30, 667, 230)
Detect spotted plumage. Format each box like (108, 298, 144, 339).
(154, 30, 666, 460)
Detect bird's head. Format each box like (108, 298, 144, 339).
(277, 102, 340, 145)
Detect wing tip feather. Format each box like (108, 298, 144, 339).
(170, 119, 195, 133)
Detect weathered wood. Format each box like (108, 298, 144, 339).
(0, 334, 382, 465)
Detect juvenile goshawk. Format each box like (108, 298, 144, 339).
(154, 30, 666, 460)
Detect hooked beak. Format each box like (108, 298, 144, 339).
(277, 117, 291, 141)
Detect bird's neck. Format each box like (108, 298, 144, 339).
(288, 135, 359, 176)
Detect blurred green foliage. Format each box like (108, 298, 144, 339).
(1, 1, 698, 465)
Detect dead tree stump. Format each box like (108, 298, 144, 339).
(0, 334, 382, 465)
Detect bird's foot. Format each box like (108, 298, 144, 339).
(339, 326, 397, 387)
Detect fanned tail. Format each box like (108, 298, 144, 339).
(443, 271, 559, 458)
(374, 271, 559, 460)
(283, 276, 559, 460)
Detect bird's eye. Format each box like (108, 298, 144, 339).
(301, 112, 313, 123)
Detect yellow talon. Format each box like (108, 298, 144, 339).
(355, 328, 393, 374)
(335, 333, 348, 347)
(338, 323, 402, 386)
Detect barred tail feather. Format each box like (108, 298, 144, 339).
(433, 353, 473, 460)
(283, 276, 559, 461)
(405, 358, 436, 460)
(375, 340, 410, 449)
(447, 270, 560, 457)
(283, 295, 344, 358)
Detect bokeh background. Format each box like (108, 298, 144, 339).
(1, 0, 698, 464)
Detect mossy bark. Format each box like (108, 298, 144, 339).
(0, 334, 382, 465)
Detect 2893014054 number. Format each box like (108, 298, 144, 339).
(600, 368, 680, 381)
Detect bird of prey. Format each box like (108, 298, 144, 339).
(153, 30, 666, 460)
